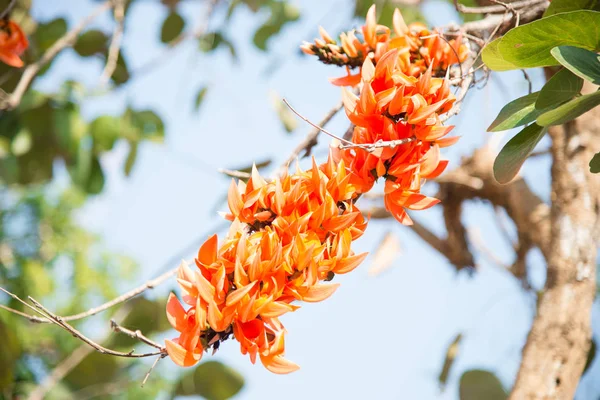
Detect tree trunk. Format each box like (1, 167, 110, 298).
(509, 83, 600, 399)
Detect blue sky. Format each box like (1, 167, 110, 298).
(31, 1, 600, 399)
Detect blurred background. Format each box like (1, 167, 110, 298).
(0, 0, 599, 399)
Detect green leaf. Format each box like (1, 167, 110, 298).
(199, 32, 237, 59)
(487, 92, 545, 132)
(124, 141, 138, 176)
(195, 86, 208, 112)
(493, 124, 546, 184)
(459, 370, 507, 400)
(173, 361, 244, 400)
(252, 1, 300, 51)
(551, 46, 600, 84)
(11, 129, 32, 156)
(109, 53, 130, 85)
(90, 115, 122, 153)
(535, 68, 583, 109)
(35, 18, 68, 53)
(438, 333, 462, 391)
(536, 90, 600, 126)
(85, 156, 105, 194)
(544, 0, 600, 17)
(481, 38, 519, 71)
(160, 11, 185, 43)
(74, 29, 108, 57)
(495, 11, 600, 70)
(64, 351, 119, 389)
(590, 152, 600, 173)
(126, 109, 165, 142)
(0, 317, 22, 388)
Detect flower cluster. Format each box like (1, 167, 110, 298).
(167, 4, 465, 374)
(301, 6, 468, 86)
(166, 157, 368, 373)
(0, 19, 28, 68)
(333, 51, 459, 224)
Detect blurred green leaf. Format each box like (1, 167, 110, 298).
(551, 46, 600, 84)
(74, 29, 108, 57)
(535, 68, 583, 109)
(124, 141, 138, 176)
(90, 115, 122, 153)
(439, 333, 462, 391)
(590, 152, 600, 173)
(126, 108, 165, 142)
(253, 1, 300, 51)
(109, 52, 130, 85)
(354, 0, 425, 26)
(161, 11, 185, 43)
(64, 351, 119, 389)
(173, 361, 244, 400)
(544, 0, 600, 17)
(11, 129, 32, 156)
(195, 86, 208, 112)
(0, 317, 22, 389)
(199, 31, 237, 59)
(536, 90, 600, 126)
(488, 92, 545, 132)
(270, 91, 297, 133)
(493, 124, 546, 184)
(459, 370, 507, 400)
(35, 18, 68, 53)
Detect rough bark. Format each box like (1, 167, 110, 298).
(509, 83, 600, 400)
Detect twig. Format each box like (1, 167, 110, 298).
(338, 137, 416, 151)
(521, 69, 532, 94)
(110, 319, 164, 350)
(0, 266, 179, 323)
(27, 306, 132, 400)
(2, 1, 112, 110)
(100, 0, 125, 85)
(142, 354, 167, 387)
(218, 168, 252, 180)
(276, 100, 344, 176)
(0, 0, 16, 21)
(453, 0, 545, 14)
(283, 99, 355, 146)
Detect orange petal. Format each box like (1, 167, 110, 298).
(227, 179, 244, 216)
(330, 72, 362, 87)
(260, 354, 300, 374)
(403, 194, 440, 210)
(166, 293, 188, 331)
(302, 283, 340, 302)
(334, 252, 369, 274)
(197, 234, 218, 266)
(165, 339, 202, 367)
(436, 136, 460, 148)
(407, 100, 447, 124)
(226, 281, 257, 307)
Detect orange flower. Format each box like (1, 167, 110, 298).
(167, 158, 368, 373)
(0, 20, 28, 68)
(301, 5, 468, 86)
(332, 49, 459, 225)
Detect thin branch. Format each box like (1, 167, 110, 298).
(453, 0, 545, 14)
(283, 98, 355, 146)
(100, 0, 125, 85)
(0, 266, 179, 323)
(0, 0, 16, 21)
(276, 100, 344, 176)
(521, 69, 533, 94)
(110, 319, 164, 350)
(27, 306, 132, 400)
(2, 0, 113, 110)
(142, 354, 167, 387)
(218, 168, 252, 180)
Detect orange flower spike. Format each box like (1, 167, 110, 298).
(0, 20, 28, 68)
